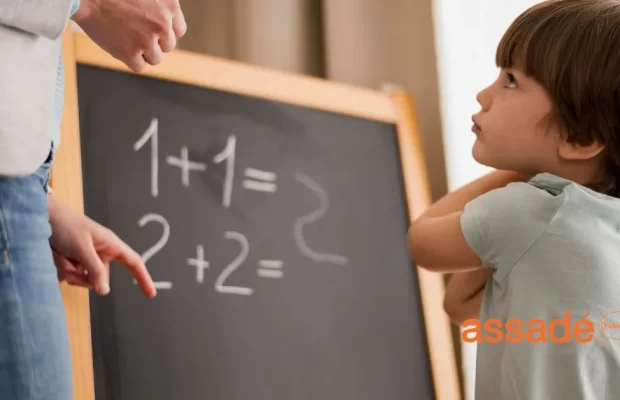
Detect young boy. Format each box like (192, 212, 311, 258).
(408, 1, 620, 398)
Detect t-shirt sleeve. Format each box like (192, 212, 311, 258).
(460, 181, 562, 282)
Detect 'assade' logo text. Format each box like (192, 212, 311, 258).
(462, 311, 620, 343)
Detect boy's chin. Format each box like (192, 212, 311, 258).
(472, 144, 497, 168)
(472, 148, 511, 171)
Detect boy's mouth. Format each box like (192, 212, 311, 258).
(471, 117, 482, 134)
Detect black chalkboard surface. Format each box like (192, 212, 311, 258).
(58, 32, 459, 400)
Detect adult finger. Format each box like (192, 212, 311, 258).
(142, 43, 163, 66)
(52, 249, 78, 276)
(53, 250, 92, 287)
(159, 25, 177, 53)
(53, 249, 79, 281)
(64, 272, 91, 288)
(53, 250, 70, 282)
(125, 52, 147, 73)
(114, 239, 157, 298)
(172, 10, 187, 38)
(76, 240, 110, 295)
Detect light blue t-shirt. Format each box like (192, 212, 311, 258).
(52, 0, 81, 151)
(461, 173, 620, 400)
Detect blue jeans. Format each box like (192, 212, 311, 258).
(0, 150, 73, 399)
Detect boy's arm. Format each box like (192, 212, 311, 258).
(407, 169, 528, 272)
(443, 268, 493, 325)
(409, 169, 530, 323)
(0, 0, 77, 39)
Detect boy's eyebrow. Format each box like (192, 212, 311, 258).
(506, 66, 524, 76)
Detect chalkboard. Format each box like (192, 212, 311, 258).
(54, 31, 460, 400)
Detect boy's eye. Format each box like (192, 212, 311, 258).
(505, 72, 518, 88)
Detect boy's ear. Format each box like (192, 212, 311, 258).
(558, 139, 605, 161)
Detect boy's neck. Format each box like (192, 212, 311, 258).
(534, 159, 605, 189)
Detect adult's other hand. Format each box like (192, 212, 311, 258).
(48, 196, 156, 298)
(72, 0, 187, 72)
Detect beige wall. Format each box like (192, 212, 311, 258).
(322, 0, 447, 202)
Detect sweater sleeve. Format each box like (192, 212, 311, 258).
(0, 0, 74, 39)
(71, 0, 80, 16)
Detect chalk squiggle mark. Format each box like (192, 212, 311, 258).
(294, 173, 349, 265)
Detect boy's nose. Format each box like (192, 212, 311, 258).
(476, 85, 492, 112)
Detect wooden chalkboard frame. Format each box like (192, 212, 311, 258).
(52, 29, 461, 400)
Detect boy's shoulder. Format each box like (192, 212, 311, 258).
(460, 173, 568, 278)
(501, 172, 620, 220)
(463, 173, 567, 229)
(527, 172, 577, 196)
(467, 172, 601, 219)
(490, 172, 572, 200)
(461, 172, 620, 280)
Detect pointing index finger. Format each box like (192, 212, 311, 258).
(116, 242, 158, 298)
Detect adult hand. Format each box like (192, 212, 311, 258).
(71, 0, 187, 72)
(48, 196, 157, 298)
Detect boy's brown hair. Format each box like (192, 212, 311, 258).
(496, 0, 620, 197)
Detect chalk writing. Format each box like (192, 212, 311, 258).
(294, 173, 349, 265)
(129, 117, 350, 296)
